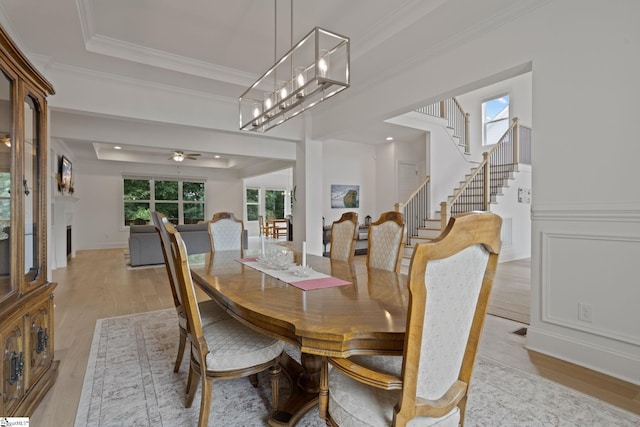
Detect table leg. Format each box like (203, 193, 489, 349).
(269, 352, 322, 426)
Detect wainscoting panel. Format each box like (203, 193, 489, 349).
(541, 231, 640, 346)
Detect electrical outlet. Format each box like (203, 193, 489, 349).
(578, 302, 593, 323)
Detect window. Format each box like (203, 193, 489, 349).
(123, 177, 205, 226)
(244, 186, 290, 222)
(246, 188, 259, 221)
(265, 189, 285, 219)
(482, 95, 509, 146)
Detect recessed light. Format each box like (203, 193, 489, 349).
(214, 155, 221, 159)
(386, 137, 393, 141)
(114, 146, 122, 150)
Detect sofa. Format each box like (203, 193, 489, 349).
(128, 222, 249, 267)
(128, 223, 212, 267)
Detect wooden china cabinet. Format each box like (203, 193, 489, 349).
(0, 26, 58, 416)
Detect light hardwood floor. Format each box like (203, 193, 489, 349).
(29, 248, 639, 426)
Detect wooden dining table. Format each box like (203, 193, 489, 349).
(189, 249, 409, 426)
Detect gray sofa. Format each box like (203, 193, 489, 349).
(128, 223, 211, 267)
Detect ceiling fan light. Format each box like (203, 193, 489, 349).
(173, 152, 185, 162)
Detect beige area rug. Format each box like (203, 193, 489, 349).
(75, 309, 640, 426)
(487, 258, 531, 325)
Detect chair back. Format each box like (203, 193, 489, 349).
(151, 211, 183, 310)
(330, 212, 358, 262)
(208, 212, 244, 251)
(366, 211, 405, 272)
(399, 212, 501, 423)
(164, 221, 209, 368)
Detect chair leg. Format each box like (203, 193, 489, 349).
(185, 359, 194, 394)
(185, 365, 199, 408)
(174, 329, 187, 373)
(197, 375, 213, 427)
(459, 396, 468, 426)
(249, 373, 259, 387)
(270, 363, 282, 411)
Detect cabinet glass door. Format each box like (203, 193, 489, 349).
(23, 95, 41, 285)
(0, 70, 12, 302)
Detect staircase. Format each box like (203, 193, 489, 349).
(396, 108, 532, 269)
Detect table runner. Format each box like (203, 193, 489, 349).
(236, 257, 351, 290)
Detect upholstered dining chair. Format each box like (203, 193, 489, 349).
(330, 212, 358, 263)
(208, 211, 244, 251)
(164, 221, 284, 427)
(366, 211, 405, 272)
(320, 212, 502, 427)
(151, 211, 231, 373)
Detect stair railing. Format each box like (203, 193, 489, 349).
(440, 117, 526, 228)
(395, 176, 430, 246)
(416, 97, 470, 153)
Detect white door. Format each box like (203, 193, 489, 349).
(397, 162, 419, 202)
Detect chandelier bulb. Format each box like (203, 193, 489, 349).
(264, 93, 274, 117)
(318, 49, 329, 78)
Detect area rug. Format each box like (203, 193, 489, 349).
(75, 309, 640, 426)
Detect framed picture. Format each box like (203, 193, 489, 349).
(60, 155, 72, 189)
(331, 184, 359, 208)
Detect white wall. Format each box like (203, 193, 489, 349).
(491, 165, 532, 262)
(428, 124, 476, 217)
(322, 140, 377, 225)
(395, 137, 427, 200)
(375, 142, 396, 217)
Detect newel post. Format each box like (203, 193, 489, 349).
(464, 112, 471, 154)
(440, 201, 449, 230)
(483, 152, 490, 211)
(512, 117, 519, 166)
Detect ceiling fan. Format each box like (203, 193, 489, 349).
(169, 151, 201, 162)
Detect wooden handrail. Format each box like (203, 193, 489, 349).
(396, 176, 430, 246)
(440, 118, 522, 228)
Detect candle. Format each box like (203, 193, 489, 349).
(261, 235, 265, 256)
(302, 241, 307, 267)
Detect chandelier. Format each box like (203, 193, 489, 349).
(239, 3, 350, 132)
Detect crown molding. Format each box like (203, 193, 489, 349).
(49, 62, 237, 105)
(76, 0, 256, 87)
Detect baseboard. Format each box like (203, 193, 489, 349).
(527, 327, 640, 386)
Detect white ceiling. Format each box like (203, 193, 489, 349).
(0, 0, 474, 172)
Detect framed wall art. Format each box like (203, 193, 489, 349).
(331, 184, 359, 208)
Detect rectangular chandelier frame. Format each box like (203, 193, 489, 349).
(239, 27, 350, 132)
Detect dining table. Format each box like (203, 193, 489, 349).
(189, 248, 409, 426)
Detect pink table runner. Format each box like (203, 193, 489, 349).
(288, 277, 351, 291)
